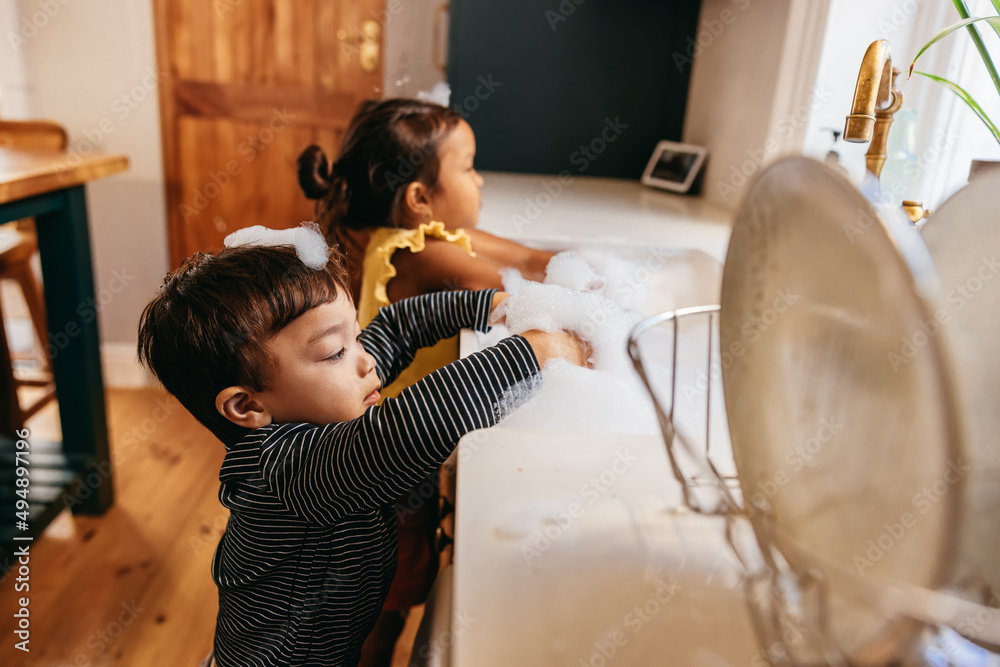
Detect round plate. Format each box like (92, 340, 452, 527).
(720, 157, 963, 663)
(920, 169, 1000, 608)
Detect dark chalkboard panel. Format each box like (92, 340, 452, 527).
(448, 0, 703, 179)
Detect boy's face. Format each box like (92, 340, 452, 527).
(253, 292, 381, 426)
(428, 119, 484, 229)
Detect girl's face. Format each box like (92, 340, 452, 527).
(427, 120, 484, 229)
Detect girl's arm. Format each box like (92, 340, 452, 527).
(465, 229, 555, 282)
(386, 230, 556, 300)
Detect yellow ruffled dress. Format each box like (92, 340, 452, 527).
(357, 220, 475, 399)
(357, 220, 475, 612)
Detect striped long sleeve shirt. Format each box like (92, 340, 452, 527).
(211, 289, 539, 667)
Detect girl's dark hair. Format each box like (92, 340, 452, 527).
(297, 98, 462, 241)
(137, 245, 351, 446)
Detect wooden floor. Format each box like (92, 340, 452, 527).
(0, 388, 422, 666)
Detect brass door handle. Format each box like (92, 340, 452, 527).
(360, 20, 380, 73)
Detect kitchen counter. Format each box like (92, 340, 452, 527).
(477, 171, 731, 263)
(437, 174, 745, 666)
(451, 430, 760, 667)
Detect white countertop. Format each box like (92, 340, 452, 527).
(446, 173, 746, 666)
(451, 430, 760, 666)
(477, 171, 732, 264)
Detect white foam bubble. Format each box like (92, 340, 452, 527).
(483, 252, 662, 434)
(416, 81, 452, 107)
(503, 281, 634, 373)
(224, 222, 330, 270)
(544, 251, 605, 292)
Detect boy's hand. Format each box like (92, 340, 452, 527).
(489, 291, 510, 326)
(520, 329, 592, 368)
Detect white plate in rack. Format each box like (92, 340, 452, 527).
(720, 157, 963, 663)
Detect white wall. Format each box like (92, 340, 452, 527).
(382, 0, 448, 99)
(682, 0, 830, 212)
(0, 3, 32, 117)
(10, 0, 167, 386)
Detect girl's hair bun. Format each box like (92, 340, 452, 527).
(297, 145, 333, 200)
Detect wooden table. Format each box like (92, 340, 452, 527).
(0, 148, 129, 568)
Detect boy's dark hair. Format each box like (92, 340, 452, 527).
(296, 98, 462, 241)
(137, 244, 351, 445)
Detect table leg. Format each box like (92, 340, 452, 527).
(34, 186, 113, 515)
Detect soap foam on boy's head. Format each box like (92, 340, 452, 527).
(224, 221, 331, 270)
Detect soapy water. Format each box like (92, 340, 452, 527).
(478, 251, 662, 434)
(478, 248, 734, 461)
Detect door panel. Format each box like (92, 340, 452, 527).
(154, 0, 385, 266)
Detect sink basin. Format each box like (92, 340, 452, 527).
(458, 242, 725, 439)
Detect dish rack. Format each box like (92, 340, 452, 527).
(627, 305, 1000, 667)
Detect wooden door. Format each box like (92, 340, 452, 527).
(153, 0, 385, 267)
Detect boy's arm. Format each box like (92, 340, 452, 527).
(360, 289, 498, 388)
(255, 335, 540, 523)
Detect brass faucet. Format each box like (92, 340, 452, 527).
(843, 39, 904, 180)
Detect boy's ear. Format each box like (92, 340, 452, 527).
(216, 386, 271, 430)
(403, 181, 433, 221)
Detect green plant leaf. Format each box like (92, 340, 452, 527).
(908, 16, 1000, 79)
(991, 0, 1000, 38)
(951, 0, 1000, 101)
(913, 71, 1000, 145)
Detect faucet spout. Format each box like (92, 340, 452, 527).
(843, 39, 904, 179)
(844, 40, 894, 143)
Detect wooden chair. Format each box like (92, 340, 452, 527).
(0, 120, 65, 433)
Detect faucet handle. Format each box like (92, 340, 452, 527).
(902, 200, 931, 228)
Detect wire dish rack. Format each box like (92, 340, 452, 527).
(627, 305, 1000, 667)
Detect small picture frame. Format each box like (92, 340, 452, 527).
(640, 140, 708, 194)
